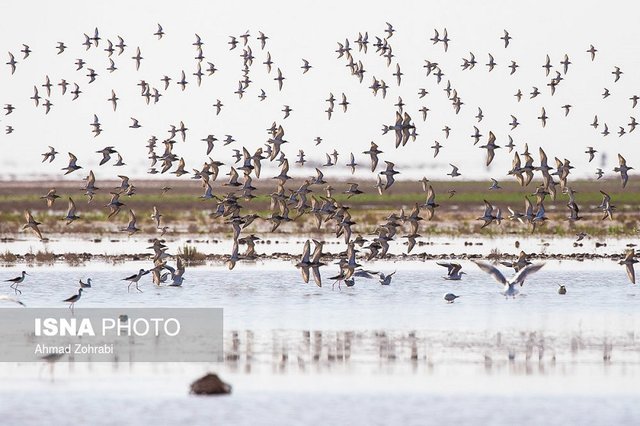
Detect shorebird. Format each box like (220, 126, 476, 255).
(599, 190, 615, 220)
(423, 185, 439, 220)
(344, 183, 363, 198)
(619, 249, 638, 284)
(167, 257, 186, 286)
(63, 289, 82, 313)
(296, 239, 325, 287)
(63, 197, 80, 225)
(301, 59, 312, 74)
(478, 200, 500, 228)
(97, 146, 117, 165)
(558, 285, 567, 295)
(479, 132, 500, 166)
(473, 261, 545, 298)
(62, 152, 82, 174)
(419, 177, 430, 192)
(151, 206, 162, 228)
(378, 271, 396, 285)
(6, 52, 17, 74)
(379, 161, 399, 189)
(575, 232, 589, 242)
(274, 68, 284, 90)
(121, 209, 139, 235)
(363, 142, 382, 172)
(79, 278, 92, 288)
(123, 269, 148, 292)
(40, 188, 60, 207)
(23, 210, 44, 240)
(444, 293, 460, 303)
(431, 141, 442, 157)
(447, 164, 461, 178)
(346, 153, 357, 173)
(613, 153, 633, 188)
(436, 262, 465, 280)
(501, 30, 512, 48)
(5, 271, 29, 294)
(41, 146, 58, 163)
(154, 23, 164, 39)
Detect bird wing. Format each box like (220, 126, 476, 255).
(311, 266, 322, 287)
(618, 153, 626, 166)
(301, 240, 310, 263)
(451, 263, 462, 275)
(512, 263, 545, 286)
(473, 260, 508, 285)
(68, 197, 77, 215)
(483, 200, 493, 216)
(426, 185, 436, 204)
(436, 262, 455, 275)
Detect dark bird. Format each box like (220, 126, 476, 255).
(501, 30, 512, 48)
(154, 23, 164, 39)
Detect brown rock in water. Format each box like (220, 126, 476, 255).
(190, 373, 232, 395)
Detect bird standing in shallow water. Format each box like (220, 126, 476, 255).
(5, 271, 29, 294)
(63, 288, 82, 313)
(123, 269, 148, 292)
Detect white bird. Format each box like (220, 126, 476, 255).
(473, 260, 545, 298)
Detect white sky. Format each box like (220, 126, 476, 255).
(0, 0, 638, 182)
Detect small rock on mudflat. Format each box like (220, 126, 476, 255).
(190, 373, 232, 395)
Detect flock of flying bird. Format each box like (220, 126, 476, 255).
(2, 22, 639, 307)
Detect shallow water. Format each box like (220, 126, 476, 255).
(6, 259, 640, 331)
(1, 259, 640, 425)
